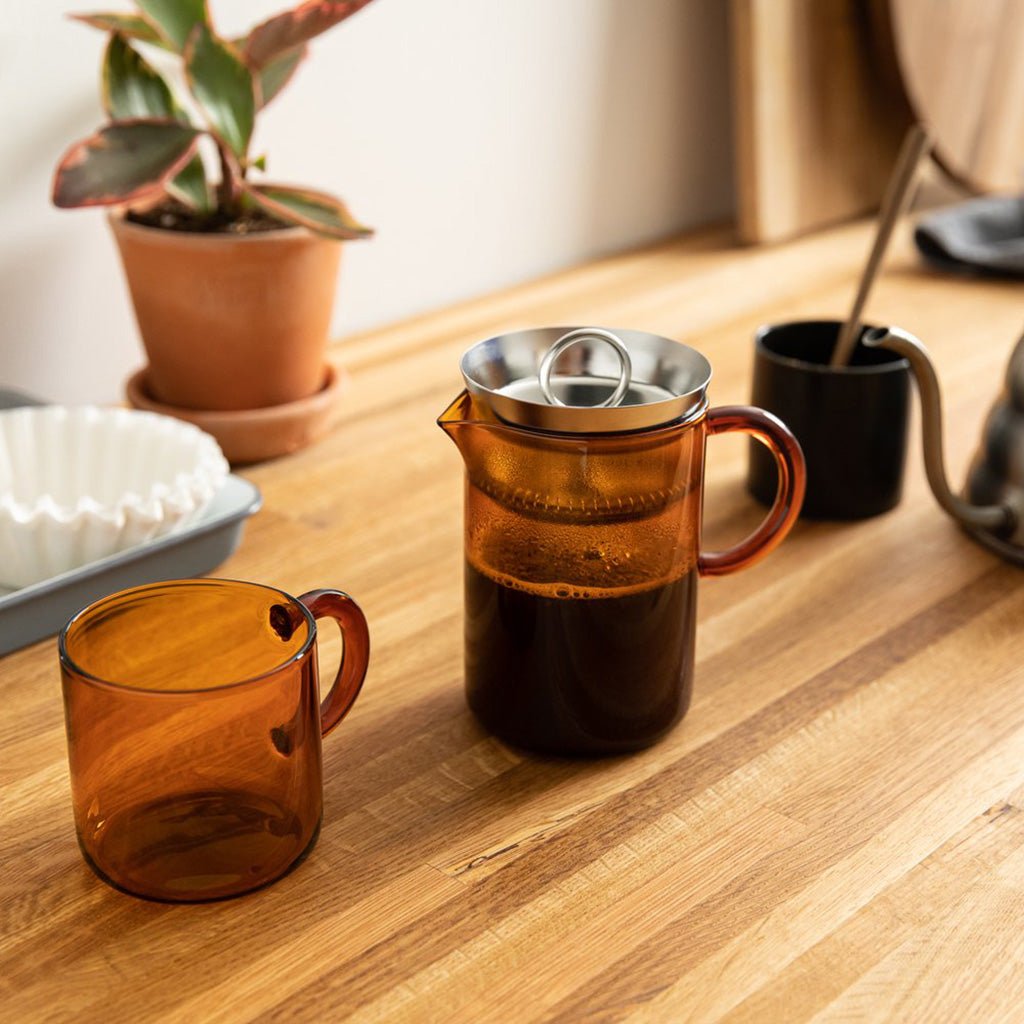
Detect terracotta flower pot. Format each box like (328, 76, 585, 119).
(109, 215, 342, 412)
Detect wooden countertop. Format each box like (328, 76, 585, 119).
(3, 219, 1024, 1023)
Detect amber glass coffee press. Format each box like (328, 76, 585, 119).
(439, 327, 806, 755)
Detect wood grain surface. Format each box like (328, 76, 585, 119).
(2, 218, 1024, 1022)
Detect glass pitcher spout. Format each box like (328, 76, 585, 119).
(437, 389, 485, 435)
(439, 390, 559, 490)
(438, 390, 521, 448)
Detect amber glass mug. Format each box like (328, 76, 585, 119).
(59, 579, 369, 902)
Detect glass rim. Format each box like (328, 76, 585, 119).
(58, 577, 317, 696)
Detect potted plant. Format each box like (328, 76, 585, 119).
(52, 0, 377, 448)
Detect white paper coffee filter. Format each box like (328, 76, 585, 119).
(0, 406, 228, 588)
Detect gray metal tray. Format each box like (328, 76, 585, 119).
(0, 474, 262, 655)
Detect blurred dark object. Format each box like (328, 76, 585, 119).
(0, 388, 44, 409)
(915, 197, 1024, 277)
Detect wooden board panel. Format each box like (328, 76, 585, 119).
(890, 0, 1024, 193)
(732, 0, 912, 242)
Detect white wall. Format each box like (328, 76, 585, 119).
(0, 0, 733, 404)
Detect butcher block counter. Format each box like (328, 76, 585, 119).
(3, 218, 1024, 1023)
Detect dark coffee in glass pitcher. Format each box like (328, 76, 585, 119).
(440, 328, 806, 756)
(465, 561, 697, 754)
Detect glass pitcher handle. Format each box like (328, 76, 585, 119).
(698, 406, 806, 577)
(299, 589, 371, 736)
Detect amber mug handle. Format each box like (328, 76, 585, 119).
(298, 589, 371, 736)
(698, 406, 806, 577)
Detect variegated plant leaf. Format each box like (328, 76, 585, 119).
(243, 0, 375, 69)
(101, 35, 209, 210)
(102, 34, 178, 119)
(135, 0, 208, 51)
(52, 119, 201, 208)
(257, 44, 307, 107)
(184, 25, 256, 160)
(69, 12, 168, 48)
(167, 154, 212, 212)
(243, 182, 373, 239)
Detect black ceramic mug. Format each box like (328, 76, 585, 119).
(747, 320, 911, 520)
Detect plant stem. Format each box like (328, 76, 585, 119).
(215, 141, 241, 217)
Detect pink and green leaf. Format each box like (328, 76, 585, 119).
(243, 183, 373, 239)
(243, 0, 376, 68)
(256, 44, 307, 107)
(69, 12, 168, 48)
(184, 24, 256, 160)
(102, 34, 208, 208)
(167, 154, 212, 212)
(102, 34, 179, 119)
(52, 119, 201, 209)
(135, 0, 208, 51)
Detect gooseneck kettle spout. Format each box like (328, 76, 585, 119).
(863, 326, 1021, 551)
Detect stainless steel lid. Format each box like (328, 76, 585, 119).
(460, 327, 711, 434)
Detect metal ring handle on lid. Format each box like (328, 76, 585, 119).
(537, 328, 633, 408)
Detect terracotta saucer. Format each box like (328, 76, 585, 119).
(126, 364, 345, 465)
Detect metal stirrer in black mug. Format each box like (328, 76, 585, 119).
(830, 123, 934, 368)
